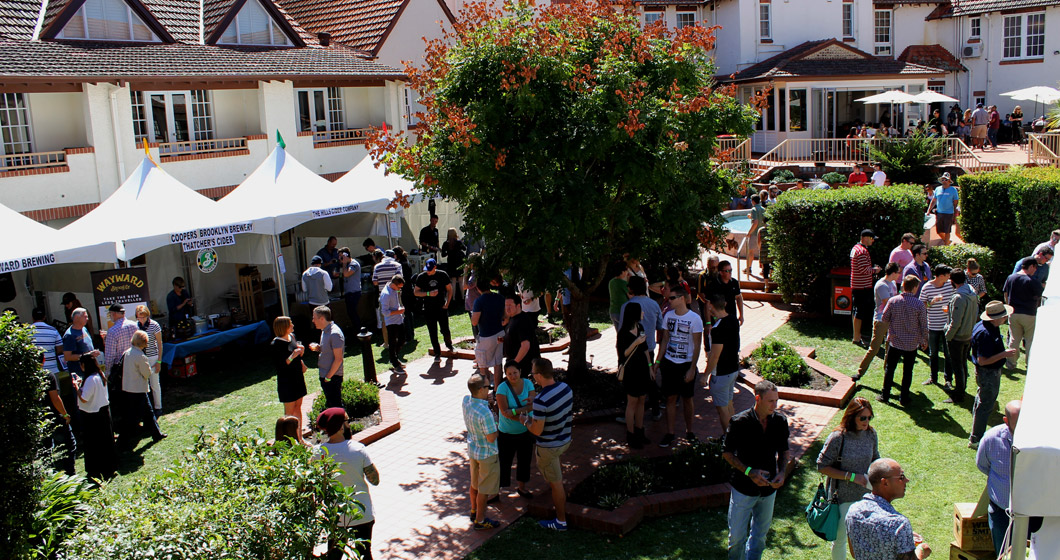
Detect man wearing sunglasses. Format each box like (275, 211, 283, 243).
(655, 285, 702, 448)
(846, 458, 932, 560)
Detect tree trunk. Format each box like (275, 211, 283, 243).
(564, 290, 592, 378)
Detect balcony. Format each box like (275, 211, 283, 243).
(0, 150, 70, 178)
(156, 137, 250, 162)
(300, 127, 374, 148)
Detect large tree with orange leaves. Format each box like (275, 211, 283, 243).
(370, 0, 756, 375)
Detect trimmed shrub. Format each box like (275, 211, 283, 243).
(927, 243, 1003, 300)
(61, 420, 360, 560)
(821, 172, 846, 186)
(769, 169, 796, 184)
(0, 312, 49, 557)
(310, 378, 381, 425)
(959, 167, 1060, 260)
(866, 131, 947, 185)
(750, 339, 811, 387)
(767, 185, 926, 307)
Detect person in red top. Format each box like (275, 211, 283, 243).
(986, 105, 1001, 150)
(850, 229, 882, 346)
(848, 164, 869, 186)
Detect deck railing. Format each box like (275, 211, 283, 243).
(755, 137, 1005, 174)
(313, 127, 374, 144)
(157, 137, 248, 158)
(1029, 133, 1060, 167)
(0, 150, 67, 171)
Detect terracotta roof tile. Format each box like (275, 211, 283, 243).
(277, 0, 405, 53)
(727, 39, 946, 83)
(897, 44, 965, 72)
(946, 0, 1059, 16)
(0, 0, 41, 39)
(140, 0, 201, 43)
(202, 0, 233, 38)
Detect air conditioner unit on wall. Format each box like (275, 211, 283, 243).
(963, 44, 982, 58)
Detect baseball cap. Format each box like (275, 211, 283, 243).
(424, 258, 437, 271)
(108, 303, 124, 313)
(310, 255, 323, 264)
(384, 250, 396, 258)
(860, 229, 877, 239)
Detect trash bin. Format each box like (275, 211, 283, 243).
(830, 267, 852, 317)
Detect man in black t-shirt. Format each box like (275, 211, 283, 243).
(503, 294, 540, 378)
(413, 258, 453, 359)
(42, 370, 76, 475)
(703, 293, 741, 432)
(419, 214, 440, 254)
(722, 381, 790, 560)
(703, 262, 744, 325)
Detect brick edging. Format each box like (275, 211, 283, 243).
(737, 344, 855, 408)
(353, 389, 401, 445)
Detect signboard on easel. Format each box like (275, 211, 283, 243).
(90, 267, 150, 330)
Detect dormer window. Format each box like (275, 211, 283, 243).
(58, 0, 158, 41)
(219, 0, 290, 46)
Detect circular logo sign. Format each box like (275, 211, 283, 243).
(196, 248, 218, 274)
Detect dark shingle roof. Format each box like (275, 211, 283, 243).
(727, 39, 945, 83)
(277, 0, 404, 53)
(0, 39, 404, 78)
(898, 44, 964, 72)
(636, 0, 710, 5)
(947, 0, 1059, 16)
(0, 0, 41, 39)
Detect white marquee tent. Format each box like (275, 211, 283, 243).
(0, 202, 116, 271)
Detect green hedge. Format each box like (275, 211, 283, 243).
(767, 185, 926, 308)
(926, 243, 1003, 301)
(959, 167, 1060, 259)
(310, 378, 381, 428)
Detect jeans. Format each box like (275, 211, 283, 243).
(970, 365, 1001, 443)
(857, 320, 889, 376)
(1007, 313, 1036, 369)
(320, 375, 344, 409)
(386, 324, 405, 368)
(422, 305, 452, 356)
(948, 339, 970, 399)
(727, 488, 777, 560)
(927, 330, 952, 382)
(344, 291, 362, 336)
(119, 391, 163, 447)
(988, 501, 1009, 557)
(831, 502, 854, 560)
(882, 347, 916, 401)
(987, 127, 998, 148)
(498, 430, 534, 486)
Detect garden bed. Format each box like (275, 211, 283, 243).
(309, 380, 401, 445)
(737, 342, 855, 408)
(556, 366, 627, 421)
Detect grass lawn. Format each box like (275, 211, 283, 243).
(466, 317, 1028, 560)
(109, 307, 612, 490)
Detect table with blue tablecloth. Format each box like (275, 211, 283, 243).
(161, 321, 272, 366)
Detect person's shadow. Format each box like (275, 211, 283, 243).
(386, 370, 410, 396)
(421, 358, 458, 385)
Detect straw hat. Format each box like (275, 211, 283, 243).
(980, 300, 1013, 322)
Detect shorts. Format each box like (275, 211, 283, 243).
(709, 370, 739, 407)
(475, 333, 503, 368)
(852, 288, 874, 322)
(660, 358, 695, 399)
(470, 454, 500, 495)
(972, 125, 987, 139)
(536, 441, 570, 483)
(936, 212, 954, 234)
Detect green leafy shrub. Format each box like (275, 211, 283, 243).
(867, 131, 947, 185)
(959, 167, 1060, 260)
(28, 472, 94, 559)
(310, 378, 381, 425)
(750, 339, 811, 387)
(927, 243, 1003, 300)
(769, 169, 796, 184)
(767, 185, 926, 308)
(0, 312, 49, 557)
(821, 172, 846, 186)
(61, 420, 359, 560)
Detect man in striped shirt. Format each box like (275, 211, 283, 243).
(529, 358, 573, 531)
(880, 276, 928, 406)
(32, 307, 64, 374)
(850, 229, 882, 346)
(918, 265, 953, 388)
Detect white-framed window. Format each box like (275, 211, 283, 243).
(759, 3, 771, 39)
(131, 90, 148, 141)
(1002, 14, 1044, 59)
(975, 96, 986, 107)
(190, 90, 215, 141)
(0, 93, 33, 156)
(874, 9, 892, 55)
(1027, 13, 1046, 58)
(1003, 15, 1022, 59)
(928, 85, 945, 94)
(842, 3, 854, 38)
(970, 17, 981, 38)
(676, 12, 696, 29)
(296, 88, 346, 133)
(58, 0, 157, 41)
(644, 11, 663, 26)
(218, 0, 290, 46)
(131, 90, 213, 144)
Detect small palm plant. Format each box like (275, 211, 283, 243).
(867, 130, 947, 185)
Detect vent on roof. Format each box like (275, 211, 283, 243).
(318, 32, 330, 46)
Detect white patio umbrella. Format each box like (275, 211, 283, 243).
(857, 90, 917, 132)
(912, 91, 959, 104)
(1002, 86, 1060, 118)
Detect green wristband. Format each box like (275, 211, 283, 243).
(744, 467, 752, 476)
(849, 472, 856, 482)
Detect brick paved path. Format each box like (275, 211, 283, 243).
(363, 301, 838, 560)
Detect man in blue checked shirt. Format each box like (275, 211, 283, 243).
(462, 372, 501, 531)
(976, 400, 1021, 556)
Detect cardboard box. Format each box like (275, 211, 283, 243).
(954, 503, 993, 552)
(949, 541, 994, 560)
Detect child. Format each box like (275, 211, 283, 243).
(462, 373, 502, 530)
(965, 258, 987, 301)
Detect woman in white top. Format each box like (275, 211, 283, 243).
(76, 355, 116, 481)
(135, 305, 164, 414)
(120, 331, 166, 448)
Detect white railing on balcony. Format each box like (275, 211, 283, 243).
(313, 127, 373, 144)
(1029, 133, 1060, 167)
(755, 137, 1005, 174)
(0, 150, 67, 171)
(157, 137, 247, 158)
(712, 137, 751, 170)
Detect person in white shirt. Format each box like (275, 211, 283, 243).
(870, 163, 887, 187)
(76, 356, 116, 481)
(316, 407, 380, 560)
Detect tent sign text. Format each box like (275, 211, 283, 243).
(171, 223, 254, 252)
(312, 204, 360, 218)
(0, 253, 56, 273)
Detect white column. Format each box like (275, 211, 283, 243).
(257, 80, 297, 154)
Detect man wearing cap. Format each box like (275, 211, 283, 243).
(926, 173, 959, 246)
(968, 301, 1018, 448)
(166, 278, 192, 327)
(414, 258, 454, 360)
(103, 304, 139, 379)
(1003, 257, 1045, 370)
(315, 408, 380, 559)
(850, 229, 882, 347)
(970, 103, 989, 150)
(302, 255, 333, 307)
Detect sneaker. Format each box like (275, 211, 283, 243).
(944, 382, 953, 391)
(942, 397, 963, 404)
(474, 518, 501, 531)
(539, 518, 567, 531)
(876, 394, 889, 403)
(967, 440, 979, 450)
(659, 433, 675, 448)
(685, 431, 697, 442)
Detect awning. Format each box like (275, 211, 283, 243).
(0, 202, 118, 272)
(328, 153, 420, 213)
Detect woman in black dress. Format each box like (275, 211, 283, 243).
(271, 316, 308, 436)
(616, 302, 653, 449)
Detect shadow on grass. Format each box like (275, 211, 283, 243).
(162, 349, 274, 417)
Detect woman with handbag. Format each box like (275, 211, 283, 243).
(815, 397, 880, 559)
(616, 302, 653, 449)
(495, 360, 536, 498)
